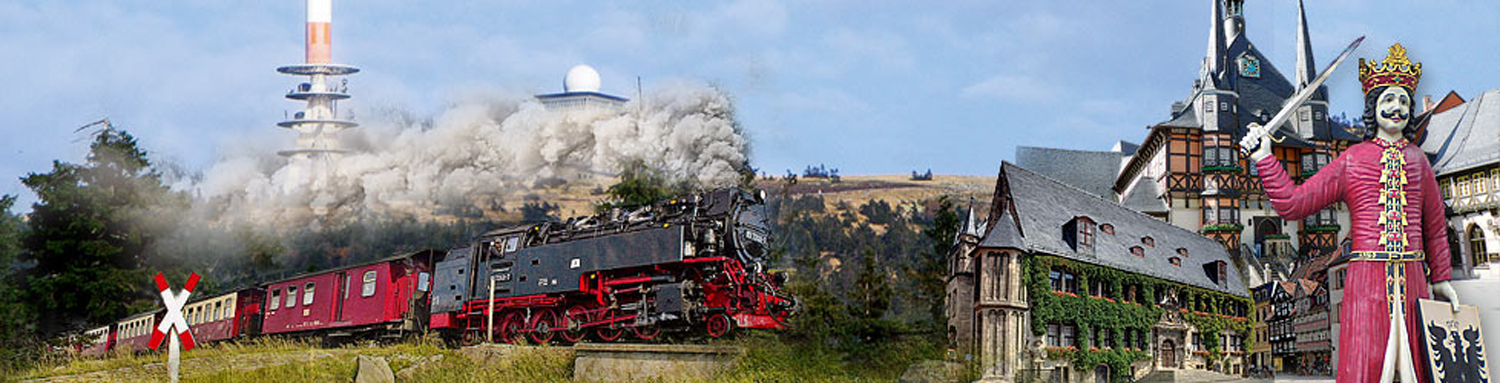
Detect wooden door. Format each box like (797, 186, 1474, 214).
(1160, 339, 1176, 368)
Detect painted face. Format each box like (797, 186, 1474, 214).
(1375, 87, 1412, 134)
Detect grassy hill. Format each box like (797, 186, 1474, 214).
(15, 333, 964, 382)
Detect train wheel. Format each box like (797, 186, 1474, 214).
(528, 308, 559, 344)
(499, 311, 526, 344)
(705, 313, 733, 338)
(632, 324, 661, 341)
(560, 305, 589, 344)
(461, 328, 483, 346)
(596, 313, 624, 342)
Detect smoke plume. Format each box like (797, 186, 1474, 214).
(187, 82, 750, 227)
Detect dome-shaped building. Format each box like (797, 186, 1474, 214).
(537, 64, 628, 111)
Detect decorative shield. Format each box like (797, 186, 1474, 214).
(1418, 299, 1491, 383)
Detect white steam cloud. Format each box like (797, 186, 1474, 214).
(187, 83, 749, 226)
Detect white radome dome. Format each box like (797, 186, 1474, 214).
(563, 64, 602, 93)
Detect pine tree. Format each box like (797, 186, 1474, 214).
(914, 197, 960, 330)
(21, 129, 186, 334)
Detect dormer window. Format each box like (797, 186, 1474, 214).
(1177, 248, 1189, 258)
(1141, 236, 1155, 248)
(1064, 216, 1096, 255)
(1204, 260, 1229, 285)
(1100, 223, 1115, 235)
(1130, 246, 1144, 257)
(1170, 257, 1182, 267)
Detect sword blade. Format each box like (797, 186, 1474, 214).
(1263, 36, 1365, 137)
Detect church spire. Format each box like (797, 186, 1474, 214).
(1294, 0, 1316, 89)
(1205, 0, 1226, 84)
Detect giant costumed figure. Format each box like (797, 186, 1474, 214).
(1241, 43, 1460, 383)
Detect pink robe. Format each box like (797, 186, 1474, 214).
(1255, 138, 1451, 383)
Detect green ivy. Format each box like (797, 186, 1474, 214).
(1023, 255, 1254, 378)
(1201, 223, 1244, 233)
(1262, 234, 1291, 240)
(1305, 225, 1341, 233)
(1202, 165, 1243, 173)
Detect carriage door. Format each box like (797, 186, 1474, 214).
(334, 271, 349, 322)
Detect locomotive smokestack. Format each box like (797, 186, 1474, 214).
(305, 0, 332, 64)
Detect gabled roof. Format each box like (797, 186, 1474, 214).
(1419, 89, 1500, 175)
(979, 162, 1249, 297)
(1120, 176, 1168, 214)
(977, 209, 1024, 250)
(1014, 146, 1124, 199)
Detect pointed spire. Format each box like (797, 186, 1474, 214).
(1206, 0, 1226, 79)
(1294, 0, 1316, 89)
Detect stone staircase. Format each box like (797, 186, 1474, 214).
(1135, 368, 1242, 382)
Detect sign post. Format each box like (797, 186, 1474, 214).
(150, 272, 199, 383)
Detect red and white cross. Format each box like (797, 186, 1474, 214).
(149, 272, 199, 351)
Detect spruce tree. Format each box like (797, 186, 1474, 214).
(21, 129, 185, 334)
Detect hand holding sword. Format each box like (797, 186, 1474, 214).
(1238, 36, 1365, 161)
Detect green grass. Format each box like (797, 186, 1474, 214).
(13, 333, 967, 382)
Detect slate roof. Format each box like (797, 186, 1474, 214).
(978, 208, 1024, 250)
(1419, 89, 1500, 175)
(980, 162, 1249, 297)
(1014, 146, 1124, 199)
(1120, 177, 1169, 214)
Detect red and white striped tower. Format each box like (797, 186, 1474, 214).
(276, 0, 358, 162)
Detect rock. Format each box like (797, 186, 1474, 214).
(898, 360, 965, 383)
(394, 355, 443, 381)
(354, 355, 395, 383)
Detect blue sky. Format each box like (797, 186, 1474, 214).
(2, 0, 1499, 206)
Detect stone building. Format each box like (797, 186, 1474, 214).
(1417, 89, 1500, 279)
(1112, 0, 1358, 269)
(947, 162, 1251, 382)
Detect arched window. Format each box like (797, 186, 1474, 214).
(362, 270, 378, 297)
(286, 285, 298, 308)
(303, 282, 315, 306)
(1170, 257, 1182, 267)
(1130, 246, 1144, 257)
(1141, 236, 1155, 248)
(1100, 223, 1115, 235)
(1176, 248, 1189, 258)
(1471, 225, 1489, 265)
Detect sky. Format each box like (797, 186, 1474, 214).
(3, 0, 1500, 209)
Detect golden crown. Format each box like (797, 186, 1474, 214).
(1359, 43, 1421, 94)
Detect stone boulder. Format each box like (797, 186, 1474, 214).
(354, 355, 395, 383)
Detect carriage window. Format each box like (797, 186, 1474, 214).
(504, 237, 519, 252)
(270, 289, 281, 310)
(288, 286, 300, 307)
(303, 282, 315, 306)
(418, 272, 431, 292)
(362, 270, 378, 297)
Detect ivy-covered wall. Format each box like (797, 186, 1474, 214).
(1022, 254, 1254, 378)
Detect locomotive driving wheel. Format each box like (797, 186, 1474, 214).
(631, 324, 661, 341)
(498, 311, 526, 344)
(705, 313, 733, 338)
(596, 311, 625, 342)
(560, 304, 589, 343)
(529, 308, 559, 344)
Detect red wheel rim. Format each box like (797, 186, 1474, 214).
(596, 312, 624, 342)
(632, 324, 660, 341)
(529, 308, 558, 344)
(500, 312, 525, 344)
(706, 314, 731, 338)
(462, 328, 482, 346)
(560, 305, 589, 343)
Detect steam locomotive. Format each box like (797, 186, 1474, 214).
(75, 188, 796, 356)
(429, 188, 797, 344)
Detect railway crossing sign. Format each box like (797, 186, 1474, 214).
(150, 272, 199, 383)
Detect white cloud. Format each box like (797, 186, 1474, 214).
(960, 74, 1060, 102)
